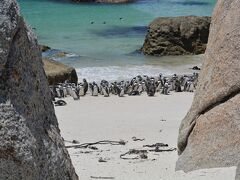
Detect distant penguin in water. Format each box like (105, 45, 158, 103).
(90, 21, 95, 24)
(103, 21, 106, 24)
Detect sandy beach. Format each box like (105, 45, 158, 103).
(55, 93, 236, 180)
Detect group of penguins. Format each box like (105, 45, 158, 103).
(50, 73, 199, 105)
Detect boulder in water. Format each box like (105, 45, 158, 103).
(141, 16, 211, 56)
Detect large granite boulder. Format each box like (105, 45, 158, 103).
(176, 0, 240, 174)
(141, 16, 211, 56)
(0, 0, 78, 179)
(43, 58, 78, 85)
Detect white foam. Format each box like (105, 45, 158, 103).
(76, 65, 186, 82)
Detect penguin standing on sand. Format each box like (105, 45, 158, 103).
(79, 83, 85, 96)
(175, 79, 182, 92)
(147, 81, 156, 96)
(70, 88, 79, 100)
(119, 86, 125, 97)
(162, 82, 169, 95)
(89, 83, 93, 96)
(82, 79, 88, 95)
(102, 85, 110, 97)
(92, 82, 99, 96)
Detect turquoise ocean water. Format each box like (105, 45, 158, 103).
(18, 0, 216, 82)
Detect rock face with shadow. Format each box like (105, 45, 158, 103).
(176, 0, 240, 176)
(0, 0, 78, 179)
(141, 16, 211, 56)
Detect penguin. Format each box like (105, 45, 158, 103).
(102, 86, 109, 97)
(156, 81, 162, 92)
(79, 83, 85, 96)
(162, 82, 169, 95)
(138, 83, 143, 94)
(126, 84, 133, 95)
(174, 79, 182, 92)
(188, 81, 195, 92)
(63, 86, 67, 97)
(141, 81, 147, 92)
(56, 87, 61, 98)
(66, 85, 72, 96)
(54, 100, 67, 106)
(89, 83, 94, 96)
(82, 79, 88, 95)
(70, 88, 79, 100)
(147, 81, 156, 96)
(133, 82, 139, 91)
(93, 82, 99, 96)
(59, 85, 64, 98)
(119, 87, 125, 97)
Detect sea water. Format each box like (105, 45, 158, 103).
(18, 0, 216, 82)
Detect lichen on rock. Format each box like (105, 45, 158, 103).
(0, 0, 78, 179)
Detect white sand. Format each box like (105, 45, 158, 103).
(55, 92, 236, 180)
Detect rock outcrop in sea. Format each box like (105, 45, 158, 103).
(141, 16, 211, 56)
(176, 0, 240, 176)
(43, 58, 78, 85)
(0, 0, 78, 179)
(72, 0, 133, 3)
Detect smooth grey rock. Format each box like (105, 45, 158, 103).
(0, 0, 78, 179)
(176, 0, 240, 175)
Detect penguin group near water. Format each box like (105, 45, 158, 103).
(50, 73, 198, 105)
